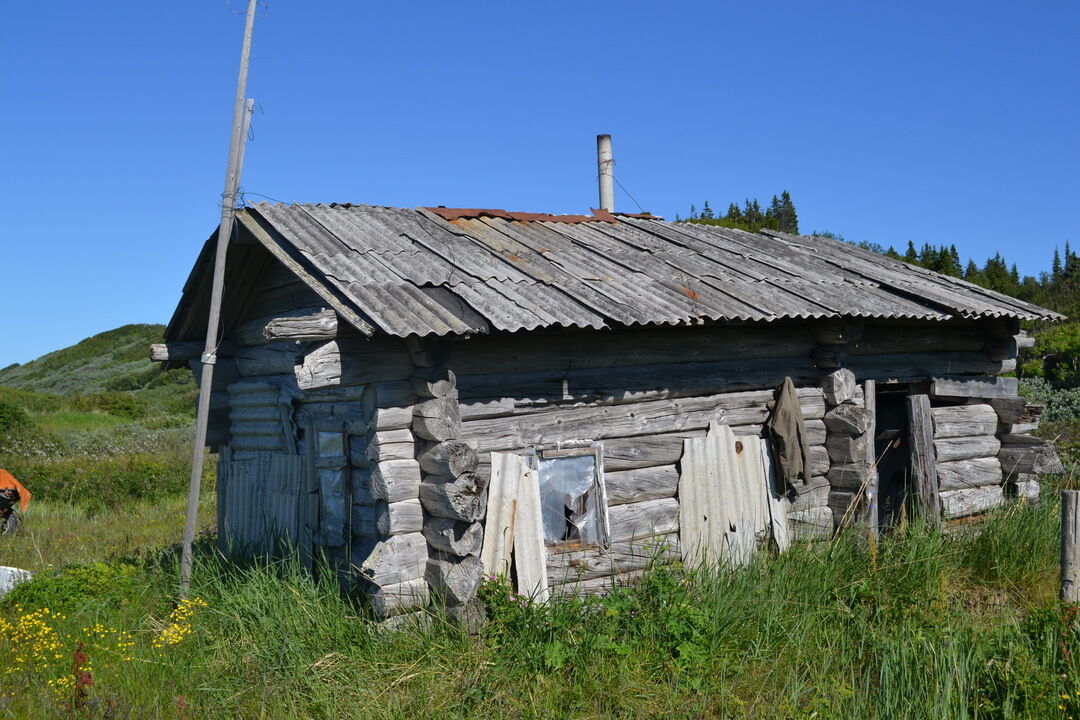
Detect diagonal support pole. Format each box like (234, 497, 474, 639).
(180, 0, 259, 594)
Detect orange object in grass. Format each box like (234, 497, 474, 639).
(0, 468, 31, 512)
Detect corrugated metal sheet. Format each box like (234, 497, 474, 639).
(679, 422, 773, 567)
(168, 203, 1064, 342)
(480, 451, 550, 602)
(218, 451, 303, 555)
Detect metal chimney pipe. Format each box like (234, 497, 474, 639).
(597, 134, 614, 212)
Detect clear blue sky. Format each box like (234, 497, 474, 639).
(2, 1, 1078, 368)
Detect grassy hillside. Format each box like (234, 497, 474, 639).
(0, 324, 201, 508)
(0, 324, 168, 395)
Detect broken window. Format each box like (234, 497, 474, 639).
(537, 445, 609, 549)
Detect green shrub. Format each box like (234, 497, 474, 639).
(70, 392, 147, 420)
(0, 452, 208, 510)
(0, 400, 29, 434)
(1, 562, 144, 612)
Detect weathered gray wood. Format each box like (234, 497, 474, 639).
(1015, 331, 1036, 350)
(376, 499, 424, 536)
(787, 506, 833, 541)
(931, 403, 998, 439)
(447, 324, 816, 377)
(822, 368, 857, 406)
(234, 307, 339, 346)
(413, 396, 462, 442)
(234, 344, 301, 377)
(351, 502, 377, 537)
(908, 394, 940, 523)
(937, 457, 1003, 491)
(849, 323, 984, 355)
(370, 459, 422, 503)
(1063, 491, 1080, 603)
(404, 336, 452, 369)
(940, 486, 1004, 519)
(999, 440, 1065, 475)
(418, 472, 489, 522)
(812, 320, 864, 346)
(790, 476, 830, 512)
(930, 376, 1019, 400)
(986, 396, 1028, 424)
(551, 569, 649, 597)
(364, 429, 415, 463)
(426, 552, 484, 605)
(546, 533, 679, 585)
(149, 341, 204, 363)
(294, 340, 412, 390)
(828, 490, 860, 526)
(602, 423, 826, 472)
(608, 497, 679, 543)
(985, 335, 1018, 361)
(422, 517, 484, 557)
(359, 532, 428, 586)
(351, 468, 374, 505)
(818, 352, 1004, 380)
(372, 380, 417, 409)
(863, 379, 878, 539)
(823, 404, 870, 435)
(461, 388, 825, 454)
(417, 440, 479, 477)
(808, 444, 830, 476)
(827, 463, 869, 490)
(827, 433, 867, 464)
(933, 436, 1001, 463)
(604, 465, 679, 506)
(1002, 422, 1040, 435)
(367, 406, 414, 432)
(455, 357, 820, 409)
(366, 577, 429, 617)
(411, 367, 457, 399)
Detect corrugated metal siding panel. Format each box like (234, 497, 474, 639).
(207, 203, 1063, 341)
(218, 451, 302, 555)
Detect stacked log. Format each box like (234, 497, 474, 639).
(931, 403, 1005, 519)
(995, 400, 1062, 498)
(352, 382, 429, 617)
(820, 368, 871, 530)
(408, 341, 486, 619)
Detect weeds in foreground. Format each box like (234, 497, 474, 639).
(0, 495, 1077, 719)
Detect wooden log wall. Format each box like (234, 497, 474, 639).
(820, 368, 870, 530)
(407, 338, 486, 619)
(166, 270, 1063, 603)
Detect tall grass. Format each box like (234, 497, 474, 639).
(1, 494, 1077, 719)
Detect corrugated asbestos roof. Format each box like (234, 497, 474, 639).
(171, 202, 1064, 340)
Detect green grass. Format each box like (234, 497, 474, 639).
(1, 494, 1077, 719)
(0, 495, 215, 574)
(30, 411, 129, 435)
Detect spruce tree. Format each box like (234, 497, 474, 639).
(904, 241, 918, 263)
(779, 190, 798, 233)
(1053, 247, 1063, 280)
(701, 200, 714, 220)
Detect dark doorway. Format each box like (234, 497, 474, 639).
(874, 387, 913, 531)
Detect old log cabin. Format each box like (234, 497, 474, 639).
(155, 203, 1064, 618)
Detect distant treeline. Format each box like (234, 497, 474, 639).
(678, 191, 799, 234)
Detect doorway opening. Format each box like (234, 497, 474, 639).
(874, 386, 913, 531)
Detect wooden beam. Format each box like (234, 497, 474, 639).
(907, 394, 940, 525)
(930, 376, 1019, 400)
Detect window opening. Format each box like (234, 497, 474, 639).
(537, 445, 609, 549)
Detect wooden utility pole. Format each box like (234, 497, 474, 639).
(1063, 490, 1080, 603)
(180, 0, 259, 594)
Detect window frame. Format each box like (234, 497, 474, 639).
(535, 442, 610, 552)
